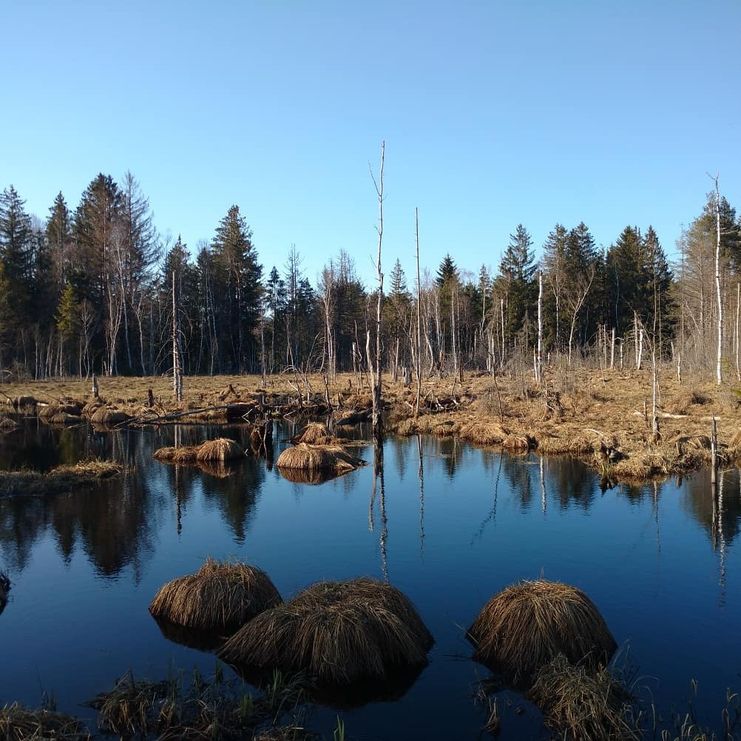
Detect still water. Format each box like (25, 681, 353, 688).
(0, 420, 740, 739)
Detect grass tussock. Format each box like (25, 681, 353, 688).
(529, 654, 638, 741)
(154, 438, 244, 465)
(196, 438, 244, 462)
(458, 421, 509, 446)
(0, 416, 19, 432)
(292, 423, 336, 446)
(89, 407, 131, 426)
(219, 578, 433, 685)
(276, 443, 365, 473)
(467, 580, 616, 687)
(0, 460, 122, 498)
(0, 703, 91, 740)
(149, 558, 282, 633)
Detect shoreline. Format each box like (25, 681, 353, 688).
(1, 369, 739, 483)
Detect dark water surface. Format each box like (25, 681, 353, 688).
(1, 420, 740, 739)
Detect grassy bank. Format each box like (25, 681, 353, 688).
(0, 460, 123, 497)
(2, 368, 739, 482)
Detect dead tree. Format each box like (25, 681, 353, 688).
(712, 174, 723, 385)
(415, 208, 422, 417)
(369, 141, 385, 441)
(172, 271, 183, 402)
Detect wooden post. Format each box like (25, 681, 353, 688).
(92, 372, 99, 399)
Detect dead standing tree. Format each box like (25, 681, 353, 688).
(369, 141, 385, 443)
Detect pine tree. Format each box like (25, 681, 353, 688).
(211, 205, 263, 372)
(496, 224, 537, 345)
(46, 192, 73, 288)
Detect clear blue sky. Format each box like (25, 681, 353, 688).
(1, 0, 739, 286)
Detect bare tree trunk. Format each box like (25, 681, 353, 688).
(371, 141, 385, 441)
(172, 272, 183, 402)
(736, 283, 741, 381)
(713, 175, 723, 385)
(536, 270, 543, 383)
(415, 208, 422, 417)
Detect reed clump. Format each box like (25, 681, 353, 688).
(276, 443, 364, 474)
(0, 703, 91, 740)
(291, 423, 336, 446)
(153, 438, 244, 465)
(149, 558, 282, 634)
(219, 578, 433, 685)
(529, 654, 638, 740)
(467, 580, 616, 687)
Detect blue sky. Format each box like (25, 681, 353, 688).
(1, 0, 739, 286)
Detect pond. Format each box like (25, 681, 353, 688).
(0, 420, 740, 739)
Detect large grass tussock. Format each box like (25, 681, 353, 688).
(219, 578, 433, 684)
(276, 443, 364, 473)
(468, 580, 616, 687)
(149, 558, 282, 634)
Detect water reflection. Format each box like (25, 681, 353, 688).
(1, 423, 740, 584)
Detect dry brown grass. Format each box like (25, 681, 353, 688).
(89, 407, 131, 426)
(291, 423, 335, 445)
(529, 654, 638, 740)
(219, 578, 433, 685)
(276, 444, 364, 473)
(149, 558, 282, 634)
(153, 438, 244, 465)
(3, 368, 740, 481)
(196, 438, 244, 462)
(665, 389, 712, 415)
(0, 416, 18, 432)
(467, 580, 616, 687)
(0, 460, 122, 498)
(0, 703, 91, 740)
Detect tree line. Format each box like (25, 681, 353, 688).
(1, 173, 739, 383)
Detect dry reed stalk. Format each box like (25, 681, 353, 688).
(0, 703, 90, 740)
(219, 578, 433, 684)
(276, 443, 364, 473)
(467, 580, 616, 687)
(529, 655, 638, 740)
(149, 558, 281, 633)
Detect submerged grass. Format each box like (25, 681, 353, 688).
(149, 558, 282, 634)
(88, 667, 313, 740)
(0, 460, 123, 498)
(219, 578, 432, 685)
(468, 580, 617, 687)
